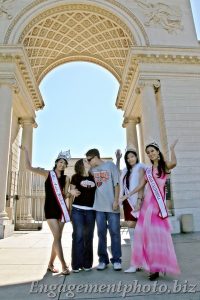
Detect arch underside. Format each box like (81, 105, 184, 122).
(18, 4, 136, 83)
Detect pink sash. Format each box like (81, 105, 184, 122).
(146, 167, 168, 219)
(49, 171, 70, 223)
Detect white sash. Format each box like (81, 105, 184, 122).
(123, 181, 139, 219)
(146, 167, 168, 219)
(49, 171, 70, 223)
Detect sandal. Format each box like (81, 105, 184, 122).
(47, 265, 59, 273)
(149, 272, 159, 281)
(62, 266, 70, 275)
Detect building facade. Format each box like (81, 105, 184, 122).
(0, 0, 200, 238)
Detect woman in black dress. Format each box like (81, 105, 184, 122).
(20, 146, 79, 275)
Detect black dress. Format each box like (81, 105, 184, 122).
(44, 172, 67, 220)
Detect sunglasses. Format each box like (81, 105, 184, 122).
(87, 156, 95, 162)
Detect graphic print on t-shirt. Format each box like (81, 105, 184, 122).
(80, 180, 95, 188)
(93, 171, 110, 187)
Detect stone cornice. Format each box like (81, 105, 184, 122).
(0, 46, 44, 111)
(116, 46, 200, 109)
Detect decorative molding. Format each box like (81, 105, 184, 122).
(0, 48, 44, 110)
(134, 0, 183, 33)
(0, 0, 14, 20)
(4, 0, 149, 45)
(0, 73, 18, 92)
(122, 117, 140, 128)
(15, 4, 136, 83)
(18, 117, 38, 128)
(138, 79, 160, 89)
(116, 48, 200, 109)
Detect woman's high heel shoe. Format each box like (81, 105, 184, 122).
(149, 272, 159, 281)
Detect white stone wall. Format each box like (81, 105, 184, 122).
(121, 0, 199, 46)
(160, 76, 200, 231)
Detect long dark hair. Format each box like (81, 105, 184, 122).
(145, 145, 169, 178)
(53, 158, 68, 176)
(74, 159, 85, 176)
(124, 150, 139, 189)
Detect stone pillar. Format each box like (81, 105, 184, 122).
(0, 81, 16, 238)
(137, 120, 145, 162)
(139, 79, 161, 149)
(18, 118, 37, 221)
(123, 118, 139, 152)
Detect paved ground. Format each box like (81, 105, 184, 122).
(0, 222, 200, 300)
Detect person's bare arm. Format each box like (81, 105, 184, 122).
(113, 183, 120, 211)
(68, 183, 81, 215)
(19, 145, 49, 179)
(166, 139, 178, 170)
(115, 149, 122, 172)
(120, 175, 146, 202)
(137, 168, 145, 201)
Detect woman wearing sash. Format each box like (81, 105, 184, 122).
(120, 140, 180, 280)
(20, 146, 79, 275)
(119, 146, 145, 273)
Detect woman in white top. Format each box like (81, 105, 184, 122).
(119, 147, 145, 273)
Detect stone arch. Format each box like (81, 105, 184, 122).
(4, 1, 149, 83)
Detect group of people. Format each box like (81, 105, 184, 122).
(20, 140, 180, 280)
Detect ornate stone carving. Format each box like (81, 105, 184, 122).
(16, 4, 135, 83)
(134, 0, 183, 33)
(0, 0, 14, 20)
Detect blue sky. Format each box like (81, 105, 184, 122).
(32, 0, 200, 169)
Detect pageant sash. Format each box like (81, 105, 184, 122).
(49, 171, 70, 223)
(146, 167, 168, 219)
(123, 181, 139, 219)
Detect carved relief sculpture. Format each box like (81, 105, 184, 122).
(0, 0, 14, 19)
(134, 0, 183, 33)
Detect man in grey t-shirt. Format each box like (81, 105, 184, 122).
(86, 148, 122, 271)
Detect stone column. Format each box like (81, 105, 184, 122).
(139, 79, 161, 148)
(123, 118, 139, 152)
(0, 81, 16, 238)
(137, 120, 145, 162)
(18, 118, 37, 222)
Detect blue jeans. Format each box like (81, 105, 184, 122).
(71, 206, 96, 270)
(96, 211, 121, 264)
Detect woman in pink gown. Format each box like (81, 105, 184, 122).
(120, 140, 180, 280)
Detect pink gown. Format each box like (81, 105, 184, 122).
(131, 168, 180, 274)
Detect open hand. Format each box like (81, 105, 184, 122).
(113, 200, 119, 211)
(120, 195, 128, 202)
(170, 139, 178, 150)
(115, 149, 122, 160)
(71, 189, 81, 197)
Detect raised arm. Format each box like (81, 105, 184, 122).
(120, 169, 146, 202)
(19, 145, 49, 178)
(115, 149, 122, 172)
(166, 139, 178, 170)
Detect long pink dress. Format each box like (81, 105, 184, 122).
(131, 168, 180, 274)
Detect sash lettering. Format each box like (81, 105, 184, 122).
(49, 171, 70, 223)
(146, 167, 168, 219)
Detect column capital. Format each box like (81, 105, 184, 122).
(137, 79, 160, 90)
(18, 117, 38, 128)
(0, 75, 19, 94)
(122, 117, 140, 128)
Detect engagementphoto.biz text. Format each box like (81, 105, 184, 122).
(29, 280, 199, 298)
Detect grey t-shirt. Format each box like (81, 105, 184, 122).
(91, 161, 120, 213)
